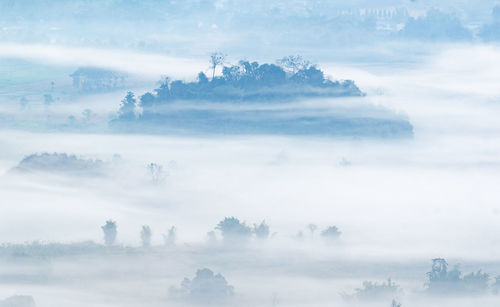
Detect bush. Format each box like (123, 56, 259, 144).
(320, 226, 341, 242)
(253, 221, 270, 239)
(170, 268, 234, 304)
(215, 217, 252, 243)
(346, 278, 400, 301)
(426, 258, 490, 295)
(101, 220, 117, 247)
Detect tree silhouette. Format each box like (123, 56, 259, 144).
(209, 52, 226, 79)
(101, 220, 117, 247)
(141, 225, 152, 248)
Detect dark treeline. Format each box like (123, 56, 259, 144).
(9, 153, 109, 176)
(120, 55, 363, 120)
(111, 56, 413, 137)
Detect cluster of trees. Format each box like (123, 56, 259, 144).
(426, 258, 493, 295)
(111, 55, 415, 138)
(345, 257, 500, 304)
(296, 223, 342, 242)
(169, 268, 234, 303)
(210, 218, 343, 245)
(98, 217, 342, 248)
(10, 153, 106, 175)
(100, 220, 177, 248)
(212, 217, 270, 244)
(117, 55, 362, 120)
(344, 278, 400, 301)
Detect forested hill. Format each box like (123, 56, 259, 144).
(111, 56, 413, 138)
(118, 56, 363, 119)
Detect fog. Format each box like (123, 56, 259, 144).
(2, 1, 500, 307)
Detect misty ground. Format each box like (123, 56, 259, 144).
(1, 9, 500, 306)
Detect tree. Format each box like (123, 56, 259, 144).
(101, 220, 117, 247)
(163, 226, 176, 247)
(255, 64, 286, 86)
(291, 66, 325, 86)
(307, 224, 318, 238)
(215, 217, 252, 243)
(253, 221, 270, 239)
(141, 225, 152, 248)
(118, 91, 136, 119)
(198, 72, 209, 84)
(427, 258, 449, 284)
(320, 226, 341, 242)
(425, 258, 490, 295)
(170, 268, 234, 303)
(277, 55, 311, 74)
(147, 162, 165, 184)
(139, 92, 155, 109)
(154, 77, 170, 101)
(391, 299, 401, 307)
(209, 52, 226, 79)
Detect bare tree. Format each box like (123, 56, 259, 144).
(148, 162, 165, 184)
(210, 52, 226, 79)
(277, 55, 311, 74)
(307, 223, 318, 238)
